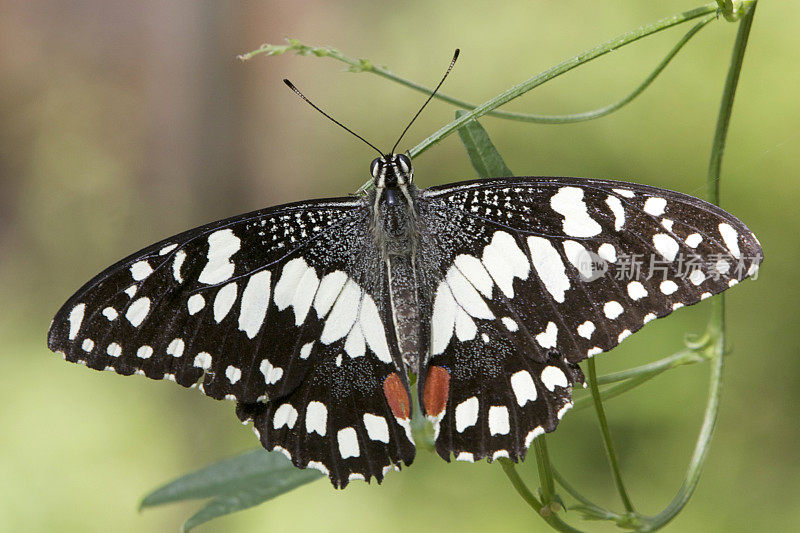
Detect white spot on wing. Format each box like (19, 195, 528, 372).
(605, 195, 625, 231)
(685, 233, 702, 248)
(550, 187, 602, 237)
(159, 244, 177, 255)
(125, 297, 150, 327)
(527, 236, 570, 303)
(563, 240, 594, 280)
(455, 397, 479, 432)
(359, 294, 392, 363)
(305, 401, 327, 436)
(488, 406, 510, 435)
(577, 320, 595, 339)
(492, 450, 510, 461)
(260, 359, 283, 384)
(81, 338, 94, 352)
(536, 321, 558, 349)
(598, 243, 617, 263)
(541, 366, 568, 391)
(643, 313, 657, 324)
(446, 266, 494, 319)
(618, 329, 632, 342)
(482, 231, 530, 297)
(214, 282, 238, 323)
(454, 254, 494, 298)
(167, 338, 184, 358)
(198, 229, 240, 284)
(238, 270, 272, 339)
(612, 188, 635, 198)
(627, 281, 647, 301)
(102, 307, 118, 321)
(604, 301, 624, 319)
(137, 345, 153, 359)
(299, 342, 313, 360)
(718, 223, 741, 258)
(456, 452, 474, 462)
(363, 413, 390, 443)
(344, 326, 366, 358)
(187, 294, 205, 315)
(660, 280, 678, 295)
(193, 352, 212, 369)
(68, 303, 85, 340)
(643, 197, 667, 216)
(431, 281, 457, 356)
(273, 404, 299, 429)
(313, 271, 348, 317)
(172, 250, 186, 283)
(106, 342, 122, 357)
(130, 261, 153, 281)
(274, 258, 319, 325)
(307, 461, 329, 475)
(226, 365, 242, 384)
(337, 427, 360, 458)
(689, 269, 705, 285)
(501, 317, 518, 331)
(525, 427, 545, 447)
(320, 279, 360, 345)
(653, 233, 680, 261)
(454, 307, 477, 342)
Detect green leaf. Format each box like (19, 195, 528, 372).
(455, 110, 513, 178)
(140, 449, 322, 531)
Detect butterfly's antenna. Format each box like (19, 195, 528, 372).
(390, 49, 460, 155)
(284, 79, 384, 157)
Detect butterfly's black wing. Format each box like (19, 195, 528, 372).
(47, 196, 415, 487)
(416, 177, 762, 463)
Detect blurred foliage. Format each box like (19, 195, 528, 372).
(1, 1, 798, 532)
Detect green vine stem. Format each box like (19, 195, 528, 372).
(636, 2, 755, 529)
(240, 15, 714, 126)
(499, 460, 583, 533)
(587, 360, 636, 516)
(407, 2, 720, 161)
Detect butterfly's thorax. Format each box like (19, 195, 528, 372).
(370, 183, 424, 372)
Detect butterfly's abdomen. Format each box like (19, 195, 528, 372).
(386, 255, 423, 371)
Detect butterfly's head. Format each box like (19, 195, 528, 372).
(371, 153, 413, 189)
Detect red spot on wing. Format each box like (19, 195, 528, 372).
(382, 372, 410, 420)
(423, 365, 450, 417)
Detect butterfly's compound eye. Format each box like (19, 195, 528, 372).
(370, 158, 382, 180)
(396, 153, 412, 179)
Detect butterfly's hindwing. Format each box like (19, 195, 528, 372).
(418, 177, 762, 460)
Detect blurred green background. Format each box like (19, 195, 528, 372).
(1, 1, 797, 531)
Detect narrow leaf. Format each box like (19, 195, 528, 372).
(181, 470, 322, 532)
(455, 110, 513, 178)
(140, 449, 322, 509)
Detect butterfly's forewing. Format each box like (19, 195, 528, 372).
(418, 177, 762, 462)
(47, 196, 416, 485)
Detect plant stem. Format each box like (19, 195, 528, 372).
(243, 15, 714, 126)
(408, 2, 720, 160)
(587, 359, 635, 514)
(597, 349, 701, 385)
(534, 437, 557, 505)
(500, 460, 585, 533)
(638, 2, 756, 529)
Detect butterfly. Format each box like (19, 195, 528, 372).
(47, 51, 763, 488)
